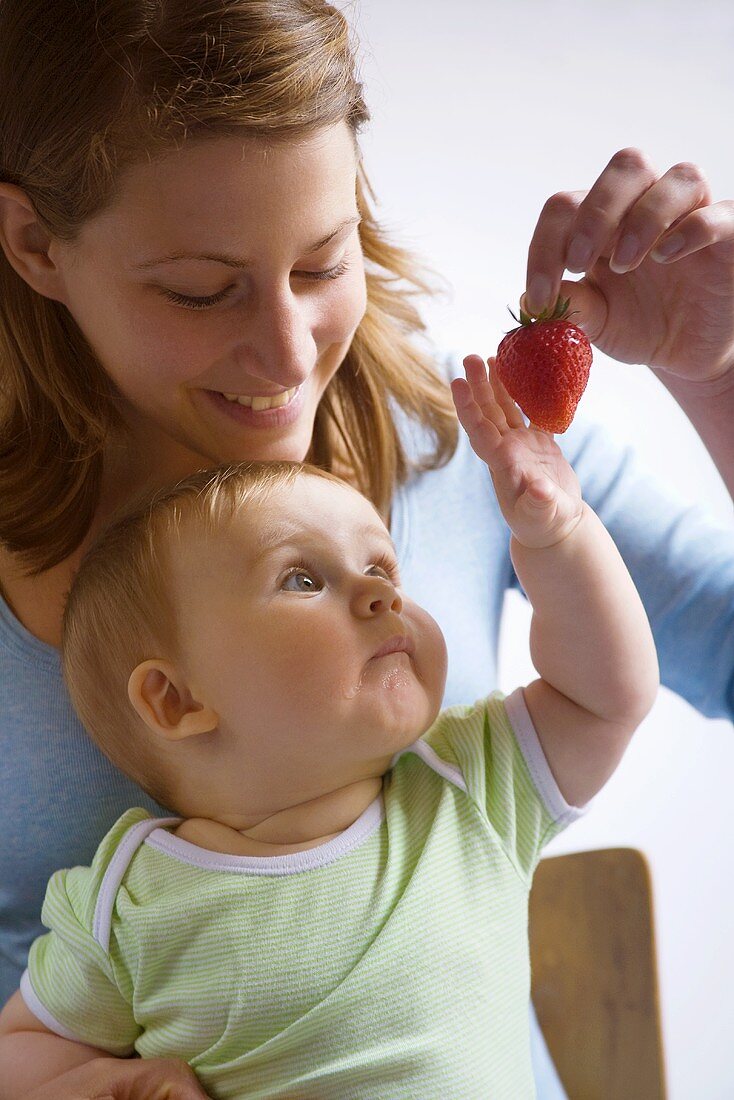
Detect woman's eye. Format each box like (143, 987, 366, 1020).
(295, 260, 350, 282)
(281, 568, 322, 594)
(162, 287, 232, 310)
(161, 261, 350, 310)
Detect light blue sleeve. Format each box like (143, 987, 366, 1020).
(438, 350, 734, 721)
(518, 412, 734, 721)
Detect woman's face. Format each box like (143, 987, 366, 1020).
(52, 123, 367, 472)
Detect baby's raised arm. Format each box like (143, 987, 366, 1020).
(452, 356, 659, 807)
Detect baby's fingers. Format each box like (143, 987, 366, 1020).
(450, 376, 500, 437)
(450, 373, 503, 463)
(459, 354, 512, 428)
(488, 358, 526, 430)
(462, 355, 506, 423)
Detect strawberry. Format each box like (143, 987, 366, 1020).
(495, 297, 592, 433)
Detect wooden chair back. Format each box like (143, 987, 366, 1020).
(529, 847, 666, 1099)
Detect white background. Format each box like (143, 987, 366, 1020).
(348, 2, 734, 1096)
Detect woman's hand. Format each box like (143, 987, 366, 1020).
(451, 355, 583, 549)
(22, 1056, 211, 1099)
(524, 148, 734, 386)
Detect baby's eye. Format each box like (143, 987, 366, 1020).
(281, 568, 323, 594)
(366, 565, 391, 581)
(367, 556, 401, 584)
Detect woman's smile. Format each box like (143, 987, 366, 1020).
(201, 382, 307, 430)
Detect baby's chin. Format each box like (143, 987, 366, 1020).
(377, 693, 443, 753)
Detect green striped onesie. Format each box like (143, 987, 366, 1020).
(22, 689, 583, 1098)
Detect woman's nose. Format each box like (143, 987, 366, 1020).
(352, 575, 403, 618)
(244, 291, 316, 389)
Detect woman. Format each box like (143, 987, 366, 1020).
(1, 1, 732, 1097)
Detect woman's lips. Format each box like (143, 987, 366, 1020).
(202, 384, 306, 429)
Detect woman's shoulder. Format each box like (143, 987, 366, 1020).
(0, 543, 82, 649)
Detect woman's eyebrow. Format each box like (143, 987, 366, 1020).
(133, 216, 361, 270)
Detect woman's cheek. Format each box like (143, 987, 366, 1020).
(132, 319, 227, 394)
(346, 266, 368, 331)
(319, 266, 367, 344)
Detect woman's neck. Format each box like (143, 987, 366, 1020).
(97, 427, 212, 525)
(0, 428, 213, 648)
(0, 419, 377, 648)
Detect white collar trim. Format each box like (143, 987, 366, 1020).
(143, 791, 385, 877)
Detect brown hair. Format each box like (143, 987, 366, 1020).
(0, 0, 457, 576)
(61, 460, 346, 808)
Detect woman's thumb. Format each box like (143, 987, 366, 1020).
(519, 278, 605, 344)
(558, 277, 606, 344)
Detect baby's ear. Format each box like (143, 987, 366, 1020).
(127, 659, 219, 741)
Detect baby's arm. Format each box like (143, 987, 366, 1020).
(0, 989, 209, 1099)
(0, 990, 108, 1096)
(452, 356, 659, 807)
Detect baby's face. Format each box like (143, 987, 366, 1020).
(171, 474, 448, 805)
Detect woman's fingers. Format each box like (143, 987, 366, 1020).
(649, 199, 734, 263)
(606, 159, 712, 273)
(525, 148, 717, 312)
(525, 190, 585, 315)
(563, 147, 660, 274)
(526, 149, 657, 311)
(23, 1056, 211, 1100)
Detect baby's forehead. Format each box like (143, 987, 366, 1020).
(168, 506, 269, 580)
(170, 476, 389, 579)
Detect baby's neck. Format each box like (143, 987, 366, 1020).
(173, 775, 384, 857)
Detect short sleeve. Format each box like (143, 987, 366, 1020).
(424, 690, 585, 882)
(20, 808, 150, 1055)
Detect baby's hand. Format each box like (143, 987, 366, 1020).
(451, 356, 584, 549)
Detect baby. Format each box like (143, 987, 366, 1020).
(0, 361, 659, 1098)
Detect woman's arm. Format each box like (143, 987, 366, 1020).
(553, 409, 734, 722)
(653, 367, 734, 500)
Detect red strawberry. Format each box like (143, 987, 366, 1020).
(495, 297, 592, 433)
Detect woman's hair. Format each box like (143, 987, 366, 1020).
(62, 459, 345, 809)
(0, 0, 458, 576)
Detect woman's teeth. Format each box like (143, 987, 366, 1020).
(220, 386, 298, 411)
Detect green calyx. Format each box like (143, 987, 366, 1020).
(507, 295, 573, 328)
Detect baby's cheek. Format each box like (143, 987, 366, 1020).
(275, 634, 344, 693)
(417, 611, 449, 697)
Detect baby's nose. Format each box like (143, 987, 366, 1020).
(353, 576, 403, 617)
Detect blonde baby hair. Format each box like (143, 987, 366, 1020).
(61, 460, 345, 808)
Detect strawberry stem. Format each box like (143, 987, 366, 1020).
(506, 295, 578, 331)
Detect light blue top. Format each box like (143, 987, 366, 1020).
(1, 357, 733, 1097)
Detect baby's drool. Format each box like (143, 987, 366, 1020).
(380, 667, 411, 691)
(341, 671, 366, 699)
